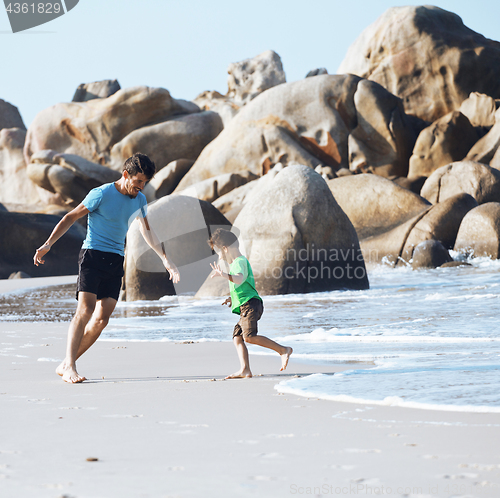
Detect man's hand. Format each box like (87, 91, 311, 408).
(33, 243, 51, 266)
(210, 262, 224, 278)
(164, 262, 180, 284)
(222, 297, 231, 307)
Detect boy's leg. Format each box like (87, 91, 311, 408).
(244, 335, 293, 371)
(226, 322, 253, 379)
(56, 291, 97, 383)
(240, 299, 293, 371)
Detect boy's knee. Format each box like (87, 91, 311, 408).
(243, 335, 258, 344)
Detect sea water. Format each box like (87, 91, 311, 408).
(1, 256, 500, 413)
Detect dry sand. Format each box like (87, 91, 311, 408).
(1, 277, 499, 498)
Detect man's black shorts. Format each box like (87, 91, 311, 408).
(76, 249, 124, 301)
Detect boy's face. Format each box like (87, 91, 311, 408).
(214, 245, 227, 261)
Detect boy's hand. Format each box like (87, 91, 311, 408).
(222, 297, 231, 307)
(210, 262, 224, 278)
(33, 243, 51, 266)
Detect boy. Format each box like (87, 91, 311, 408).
(208, 228, 292, 379)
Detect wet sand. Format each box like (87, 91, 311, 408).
(1, 277, 499, 497)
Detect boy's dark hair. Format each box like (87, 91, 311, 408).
(208, 228, 239, 251)
(123, 153, 156, 180)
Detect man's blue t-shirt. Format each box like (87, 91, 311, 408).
(81, 183, 147, 256)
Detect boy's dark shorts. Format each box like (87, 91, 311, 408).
(76, 249, 124, 302)
(233, 298, 264, 339)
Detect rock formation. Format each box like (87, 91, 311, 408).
(327, 174, 431, 240)
(420, 161, 500, 204)
(338, 6, 500, 122)
(229, 164, 369, 295)
(27, 151, 120, 208)
(227, 50, 286, 106)
(454, 203, 500, 258)
(0, 211, 85, 279)
(178, 75, 416, 188)
(72, 79, 121, 102)
(408, 111, 478, 178)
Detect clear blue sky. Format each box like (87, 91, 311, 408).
(1, 0, 499, 126)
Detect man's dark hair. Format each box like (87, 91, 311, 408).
(208, 228, 239, 251)
(123, 153, 156, 180)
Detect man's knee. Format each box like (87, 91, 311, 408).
(94, 316, 109, 330)
(74, 305, 95, 323)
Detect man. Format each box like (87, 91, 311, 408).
(33, 153, 179, 383)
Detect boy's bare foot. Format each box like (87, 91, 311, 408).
(225, 369, 252, 379)
(280, 347, 293, 371)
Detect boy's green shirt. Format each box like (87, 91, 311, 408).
(229, 256, 262, 314)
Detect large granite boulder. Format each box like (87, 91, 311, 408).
(408, 111, 478, 178)
(176, 116, 324, 189)
(227, 50, 286, 106)
(466, 120, 500, 165)
(228, 164, 369, 294)
(459, 92, 498, 129)
(0, 211, 85, 279)
(348, 79, 416, 177)
(361, 193, 477, 265)
(72, 79, 121, 102)
(411, 239, 453, 269)
(454, 203, 500, 258)
(178, 75, 416, 188)
(149, 159, 194, 199)
(0, 128, 41, 205)
(327, 174, 430, 240)
(124, 196, 231, 301)
(193, 91, 240, 127)
(0, 99, 25, 131)
(420, 161, 500, 204)
(400, 193, 477, 262)
(491, 146, 500, 170)
(24, 86, 199, 166)
(212, 165, 285, 223)
(108, 111, 223, 172)
(27, 150, 121, 208)
(174, 170, 258, 203)
(338, 6, 500, 123)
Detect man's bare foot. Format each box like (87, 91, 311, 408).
(225, 369, 252, 379)
(280, 347, 293, 371)
(56, 361, 67, 377)
(61, 366, 86, 383)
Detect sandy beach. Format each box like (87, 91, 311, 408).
(0, 277, 498, 498)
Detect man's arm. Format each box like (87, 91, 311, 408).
(33, 203, 89, 266)
(138, 215, 180, 283)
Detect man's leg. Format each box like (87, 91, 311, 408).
(56, 291, 97, 383)
(225, 335, 253, 379)
(76, 297, 118, 359)
(244, 335, 293, 371)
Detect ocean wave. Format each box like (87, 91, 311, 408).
(276, 374, 500, 413)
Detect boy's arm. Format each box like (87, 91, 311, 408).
(209, 262, 245, 285)
(138, 215, 180, 283)
(33, 203, 89, 266)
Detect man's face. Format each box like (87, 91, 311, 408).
(124, 171, 149, 198)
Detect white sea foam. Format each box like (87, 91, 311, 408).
(276, 375, 500, 413)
